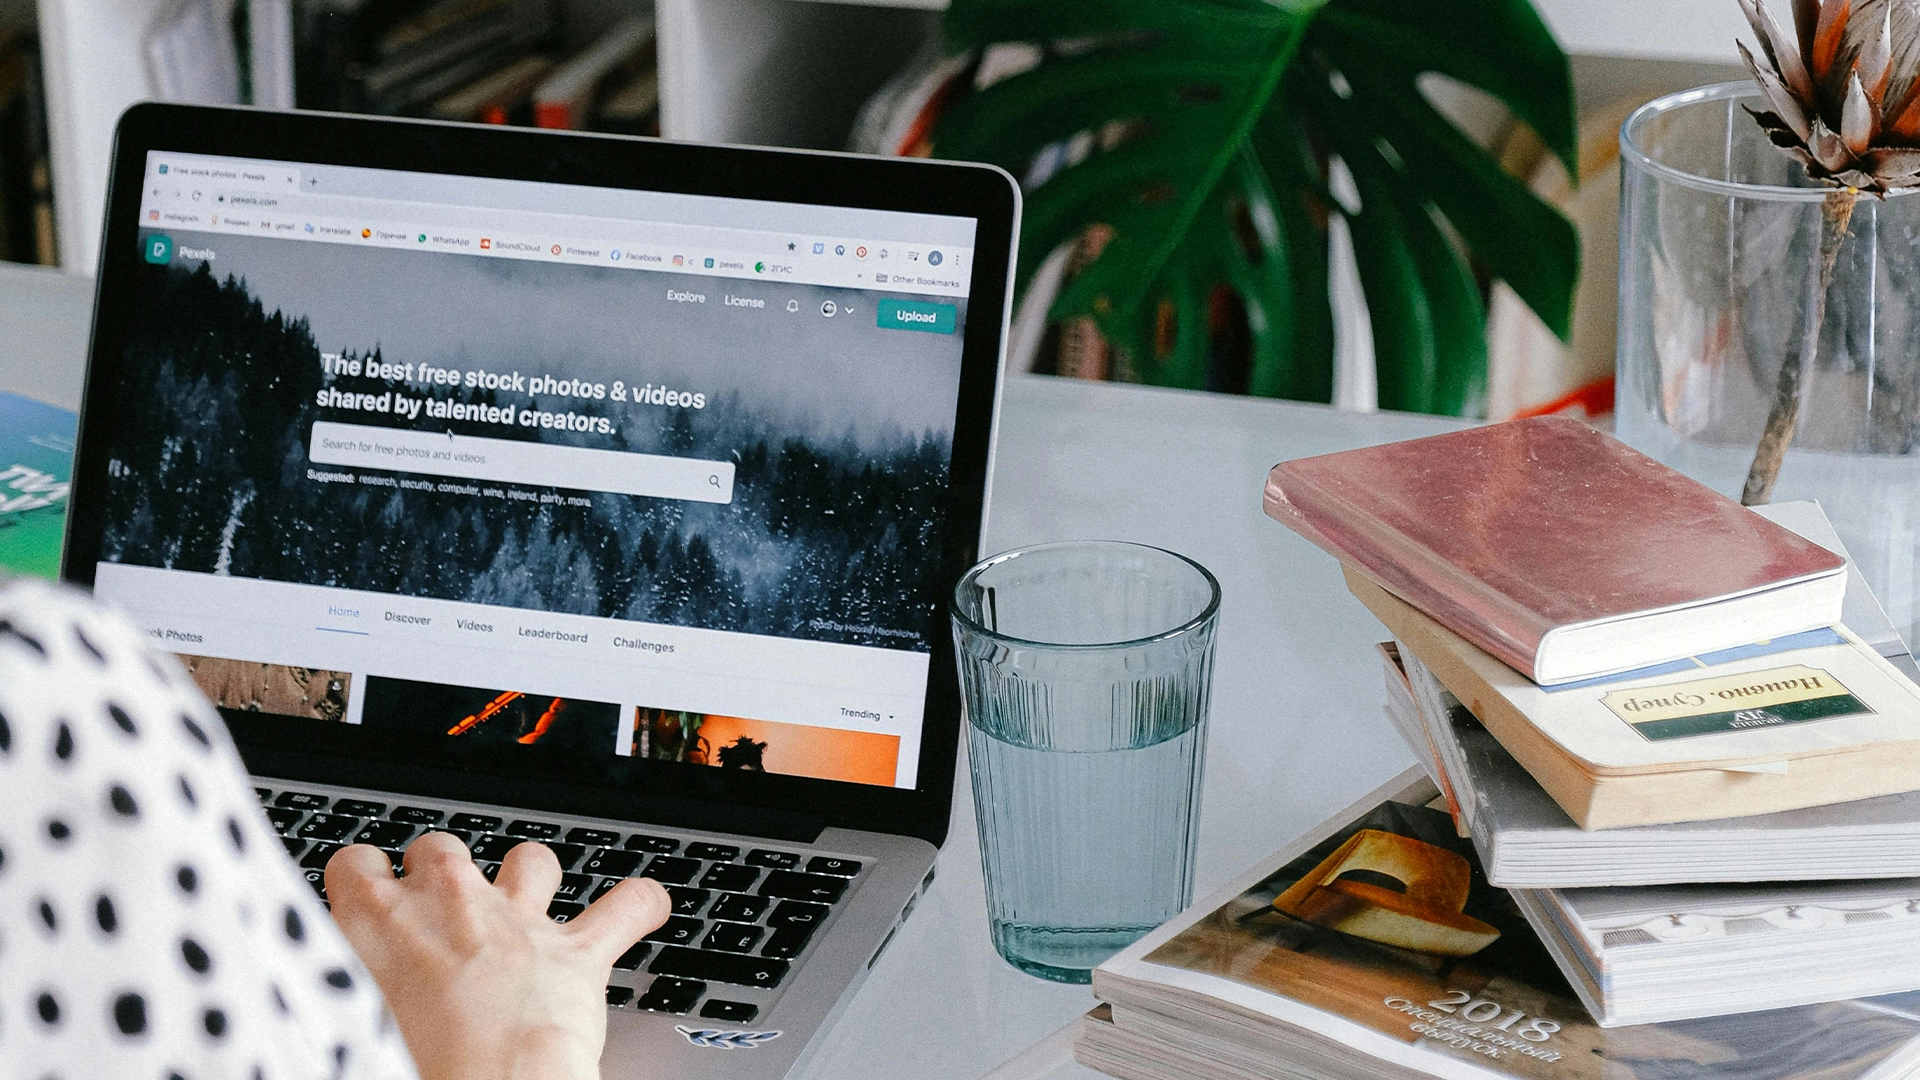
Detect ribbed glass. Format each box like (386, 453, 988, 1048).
(951, 541, 1220, 983)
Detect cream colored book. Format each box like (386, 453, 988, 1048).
(1347, 567, 1920, 829)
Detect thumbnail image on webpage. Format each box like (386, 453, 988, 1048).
(100, 230, 967, 654)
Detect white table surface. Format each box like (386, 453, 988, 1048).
(0, 264, 1463, 1080)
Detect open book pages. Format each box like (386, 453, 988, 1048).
(1082, 771, 1920, 1080)
(1516, 878, 1920, 1027)
(1385, 642, 1920, 888)
(1379, 641, 1466, 835)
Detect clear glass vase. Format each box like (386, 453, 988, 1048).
(1618, 82, 1920, 646)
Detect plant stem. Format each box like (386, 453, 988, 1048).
(1741, 188, 1857, 506)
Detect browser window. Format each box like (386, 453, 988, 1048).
(92, 150, 982, 790)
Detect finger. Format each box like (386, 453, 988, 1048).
(494, 840, 563, 916)
(402, 829, 483, 885)
(566, 877, 670, 966)
(325, 844, 400, 921)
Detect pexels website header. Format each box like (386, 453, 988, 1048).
(140, 151, 976, 297)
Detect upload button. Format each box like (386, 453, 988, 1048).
(877, 298, 956, 334)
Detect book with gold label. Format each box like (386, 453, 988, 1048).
(1077, 770, 1920, 1080)
(1383, 642, 1920, 887)
(1349, 568, 1920, 829)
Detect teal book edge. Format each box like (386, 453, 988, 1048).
(0, 391, 77, 580)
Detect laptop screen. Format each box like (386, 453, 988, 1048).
(89, 149, 980, 793)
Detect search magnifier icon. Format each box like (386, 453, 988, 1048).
(708, 475, 720, 488)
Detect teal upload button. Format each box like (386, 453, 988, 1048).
(877, 298, 956, 333)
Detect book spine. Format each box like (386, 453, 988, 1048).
(1264, 462, 1553, 679)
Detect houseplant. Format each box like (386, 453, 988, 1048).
(930, 0, 1580, 415)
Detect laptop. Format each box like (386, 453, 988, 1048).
(62, 103, 1017, 1079)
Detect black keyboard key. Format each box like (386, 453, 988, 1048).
(666, 888, 710, 916)
(448, 813, 502, 832)
(624, 834, 679, 854)
(275, 791, 328, 811)
(390, 806, 444, 826)
(767, 901, 831, 931)
(700, 864, 760, 892)
(590, 878, 621, 902)
(582, 849, 644, 878)
(644, 916, 705, 946)
(479, 862, 501, 882)
(297, 815, 357, 842)
(507, 820, 562, 839)
(548, 900, 584, 923)
(566, 827, 621, 847)
(281, 837, 308, 859)
(424, 828, 475, 849)
(545, 842, 587, 871)
(806, 856, 862, 877)
(265, 807, 304, 833)
(700, 999, 759, 1023)
(708, 893, 771, 924)
(299, 842, 342, 869)
(553, 873, 593, 902)
(745, 849, 801, 870)
(332, 799, 386, 818)
(255, 787, 274, 803)
(470, 834, 523, 862)
(613, 942, 651, 971)
(702, 922, 765, 953)
(641, 856, 701, 885)
(605, 986, 634, 1007)
(684, 842, 739, 862)
(759, 871, 847, 904)
(649, 947, 789, 989)
(761, 923, 815, 960)
(303, 869, 327, 899)
(636, 976, 704, 1015)
(353, 821, 416, 849)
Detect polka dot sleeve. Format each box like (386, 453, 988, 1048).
(0, 579, 420, 1080)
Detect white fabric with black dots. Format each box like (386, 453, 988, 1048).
(0, 579, 419, 1080)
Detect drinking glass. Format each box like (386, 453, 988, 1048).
(951, 540, 1220, 983)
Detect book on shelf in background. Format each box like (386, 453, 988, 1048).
(148, 0, 660, 137)
(0, 28, 59, 269)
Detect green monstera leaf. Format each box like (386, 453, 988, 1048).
(932, 0, 1578, 415)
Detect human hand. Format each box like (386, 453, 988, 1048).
(327, 832, 670, 1080)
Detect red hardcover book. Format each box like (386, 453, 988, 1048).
(1263, 416, 1846, 685)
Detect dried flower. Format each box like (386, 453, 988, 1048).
(1739, 0, 1920, 194)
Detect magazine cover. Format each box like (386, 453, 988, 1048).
(1091, 774, 1920, 1080)
(0, 391, 76, 580)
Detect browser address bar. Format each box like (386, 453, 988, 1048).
(308, 421, 735, 504)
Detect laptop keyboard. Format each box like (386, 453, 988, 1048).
(259, 784, 868, 1024)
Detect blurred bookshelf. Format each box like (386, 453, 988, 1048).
(27, 0, 1747, 281)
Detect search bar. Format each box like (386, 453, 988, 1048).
(308, 421, 735, 504)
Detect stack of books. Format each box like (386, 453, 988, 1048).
(1072, 417, 1920, 1080)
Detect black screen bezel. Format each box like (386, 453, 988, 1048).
(63, 103, 1016, 848)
